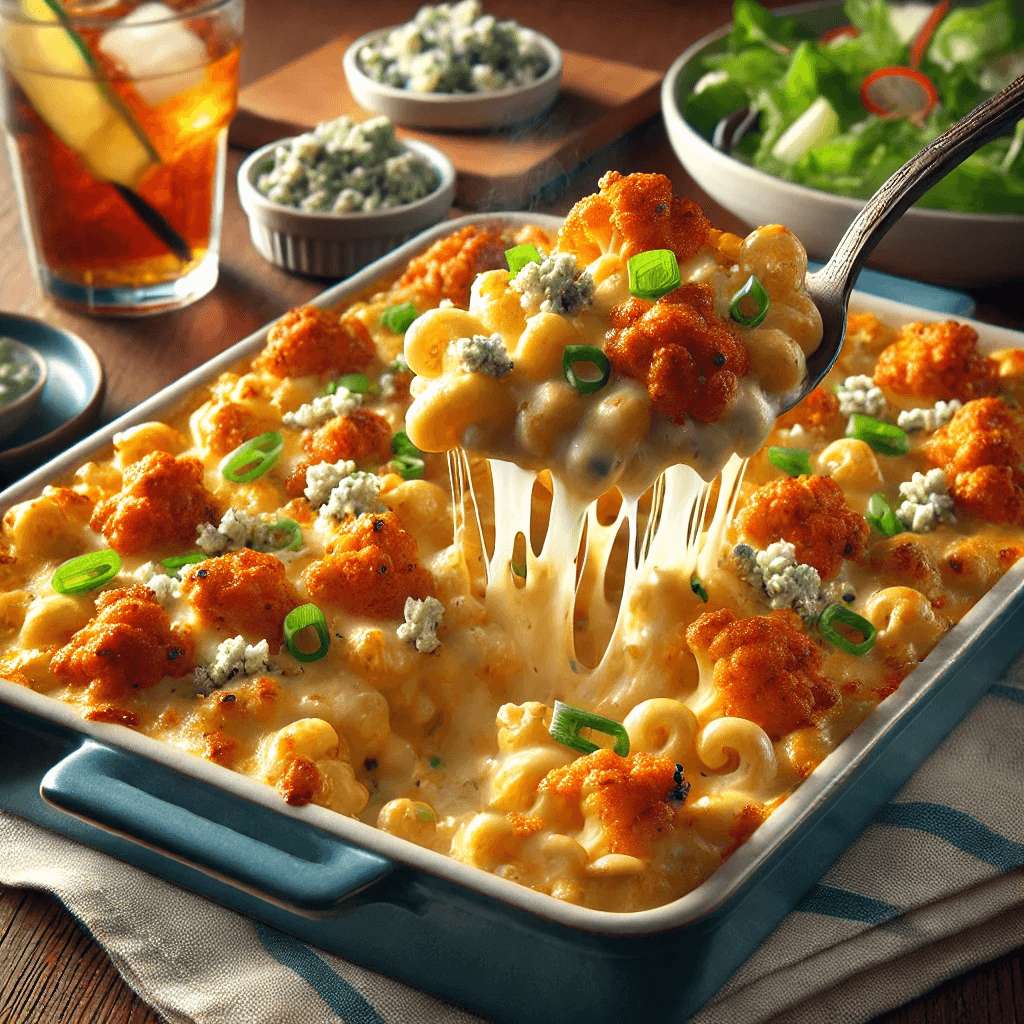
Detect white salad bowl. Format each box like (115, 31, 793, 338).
(0, 338, 47, 445)
(661, 5, 1024, 288)
(237, 137, 456, 278)
(342, 27, 563, 131)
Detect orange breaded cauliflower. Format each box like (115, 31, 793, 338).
(285, 409, 394, 497)
(686, 608, 836, 741)
(50, 586, 194, 704)
(90, 452, 219, 557)
(736, 474, 869, 581)
(924, 397, 1024, 524)
(393, 225, 515, 309)
(873, 320, 998, 402)
(301, 511, 434, 619)
(181, 548, 297, 653)
(776, 386, 841, 431)
(253, 306, 374, 380)
(605, 284, 749, 425)
(557, 170, 710, 267)
(541, 749, 681, 859)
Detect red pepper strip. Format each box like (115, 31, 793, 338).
(819, 25, 860, 45)
(909, 1, 950, 69)
(860, 66, 939, 123)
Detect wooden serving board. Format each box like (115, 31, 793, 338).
(229, 35, 663, 210)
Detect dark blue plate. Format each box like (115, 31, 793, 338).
(0, 312, 104, 483)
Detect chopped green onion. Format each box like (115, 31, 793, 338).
(846, 414, 910, 457)
(284, 603, 331, 663)
(393, 454, 424, 480)
(505, 243, 542, 279)
(549, 700, 630, 757)
(562, 345, 611, 395)
(52, 550, 121, 594)
(690, 576, 708, 602)
(392, 431, 422, 458)
(416, 805, 436, 822)
(627, 249, 681, 300)
(221, 432, 283, 483)
(729, 275, 771, 328)
(327, 373, 369, 394)
(429, 756, 444, 769)
(161, 552, 207, 576)
(818, 604, 877, 656)
(263, 519, 304, 551)
(768, 446, 812, 477)
(866, 493, 904, 538)
(379, 302, 419, 334)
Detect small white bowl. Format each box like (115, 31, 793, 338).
(661, 9, 1024, 287)
(238, 138, 456, 278)
(343, 27, 562, 131)
(0, 339, 47, 446)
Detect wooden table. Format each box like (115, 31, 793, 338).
(1, 1, 1022, 1021)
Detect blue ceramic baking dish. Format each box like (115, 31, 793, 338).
(0, 214, 1019, 1024)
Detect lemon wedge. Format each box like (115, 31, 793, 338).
(3, 0, 158, 187)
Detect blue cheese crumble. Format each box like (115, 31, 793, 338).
(897, 399, 962, 433)
(322, 471, 383, 520)
(734, 541, 827, 623)
(305, 460, 357, 508)
(194, 637, 274, 696)
(896, 468, 956, 532)
(356, 1, 549, 94)
(283, 388, 362, 430)
(255, 115, 439, 213)
(836, 375, 887, 418)
(456, 334, 513, 378)
(195, 509, 302, 555)
(135, 561, 181, 605)
(510, 253, 595, 316)
(397, 596, 444, 653)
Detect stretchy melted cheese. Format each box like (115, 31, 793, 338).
(2, 180, 1023, 915)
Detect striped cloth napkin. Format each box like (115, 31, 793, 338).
(2, 659, 1023, 1024)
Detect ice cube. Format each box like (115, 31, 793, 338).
(98, 2, 207, 106)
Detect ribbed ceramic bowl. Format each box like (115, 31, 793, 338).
(661, 2, 1024, 287)
(237, 138, 456, 278)
(343, 27, 562, 130)
(0, 338, 47, 445)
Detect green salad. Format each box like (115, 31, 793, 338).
(684, 0, 1024, 213)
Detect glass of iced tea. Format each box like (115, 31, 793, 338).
(1, 0, 242, 315)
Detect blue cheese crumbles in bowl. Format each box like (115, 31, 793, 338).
(238, 116, 456, 278)
(0, 338, 47, 445)
(343, 2, 562, 131)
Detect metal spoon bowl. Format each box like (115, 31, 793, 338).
(782, 72, 1024, 413)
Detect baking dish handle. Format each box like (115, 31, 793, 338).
(40, 740, 395, 912)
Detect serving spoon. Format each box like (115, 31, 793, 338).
(782, 72, 1024, 413)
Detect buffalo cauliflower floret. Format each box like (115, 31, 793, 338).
(556, 170, 710, 267)
(393, 225, 517, 308)
(775, 386, 841, 433)
(90, 452, 219, 557)
(253, 306, 374, 380)
(924, 397, 1024, 524)
(397, 595, 444, 652)
(286, 409, 394, 497)
(873, 321, 998, 402)
(606, 283, 749, 425)
(736, 474, 869, 582)
(181, 549, 297, 653)
(50, 586, 194, 704)
(301, 511, 434, 619)
(685, 608, 837, 741)
(896, 469, 956, 533)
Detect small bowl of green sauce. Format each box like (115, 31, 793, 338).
(0, 338, 48, 445)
